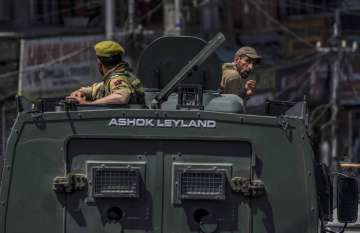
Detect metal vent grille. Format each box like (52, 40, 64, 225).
(179, 170, 225, 200)
(93, 167, 140, 198)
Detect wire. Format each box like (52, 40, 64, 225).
(259, 0, 337, 11)
(320, 118, 335, 131)
(290, 60, 323, 100)
(11, 0, 101, 25)
(122, 1, 162, 31)
(0, 70, 19, 80)
(121, 2, 163, 49)
(0, 45, 92, 80)
(288, 0, 338, 10)
(256, 52, 327, 75)
(331, 172, 351, 178)
(247, 0, 318, 49)
(0, 2, 163, 82)
(310, 51, 359, 135)
(270, 55, 328, 107)
(343, 55, 360, 98)
(134, 2, 162, 23)
(310, 104, 331, 127)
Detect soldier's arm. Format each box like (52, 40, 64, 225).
(67, 92, 128, 105)
(90, 93, 129, 104)
(90, 78, 131, 104)
(79, 86, 93, 99)
(244, 79, 257, 97)
(66, 83, 96, 103)
(221, 70, 251, 100)
(69, 86, 92, 99)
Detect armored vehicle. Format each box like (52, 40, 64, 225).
(0, 33, 358, 233)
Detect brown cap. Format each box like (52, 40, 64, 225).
(235, 46, 261, 60)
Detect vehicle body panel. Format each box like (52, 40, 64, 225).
(0, 108, 318, 233)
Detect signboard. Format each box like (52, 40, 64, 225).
(18, 35, 104, 100)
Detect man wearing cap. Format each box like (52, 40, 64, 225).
(220, 46, 261, 99)
(66, 40, 144, 105)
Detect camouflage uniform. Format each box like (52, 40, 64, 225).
(220, 62, 246, 98)
(80, 62, 144, 104)
(74, 40, 144, 104)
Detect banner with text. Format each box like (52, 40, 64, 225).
(19, 35, 104, 100)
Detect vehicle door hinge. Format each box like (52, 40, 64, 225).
(53, 173, 87, 193)
(230, 177, 265, 197)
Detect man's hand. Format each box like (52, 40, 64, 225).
(70, 90, 85, 98)
(66, 89, 88, 104)
(244, 79, 256, 97)
(65, 95, 87, 104)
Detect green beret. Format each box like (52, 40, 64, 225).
(94, 40, 125, 57)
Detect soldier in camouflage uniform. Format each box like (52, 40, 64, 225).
(220, 46, 261, 100)
(66, 41, 144, 105)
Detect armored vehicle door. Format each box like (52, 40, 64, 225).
(60, 138, 162, 233)
(161, 140, 253, 233)
(60, 138, 253, 233)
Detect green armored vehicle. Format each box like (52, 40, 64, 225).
(0, 33, 358, 233)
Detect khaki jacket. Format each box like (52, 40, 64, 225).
(220, 63, 247, 98)
(80, 63, 144, 104)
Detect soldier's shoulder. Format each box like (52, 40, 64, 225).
(91, 81, 103, 89)
(109, 76, 130, 89)
(110, 73, 129, 80)
(222, 63, 240, 80)
(222, 62, 236, 70)
(111, 69, 135, 79)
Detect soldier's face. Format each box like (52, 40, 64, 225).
(235, 56, 255, 79)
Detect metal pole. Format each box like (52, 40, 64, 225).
(18, 39, 25, 96)
(348, 110, 353, 161)
(128, 0, 135, 34)
(330, 12, 341, 163)
(330, 50, 342, 161)
(174, 0, 181, 35)
(163, 0, 181, 36)
(163, 0, 172, 35)
(1, 104, 6, 157)
(105, 0, 115, 40)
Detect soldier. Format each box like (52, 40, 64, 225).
(220, 46, 261, 100)
(66, 40, 144, 105)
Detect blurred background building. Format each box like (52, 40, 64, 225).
(1, 0, 360, 168)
